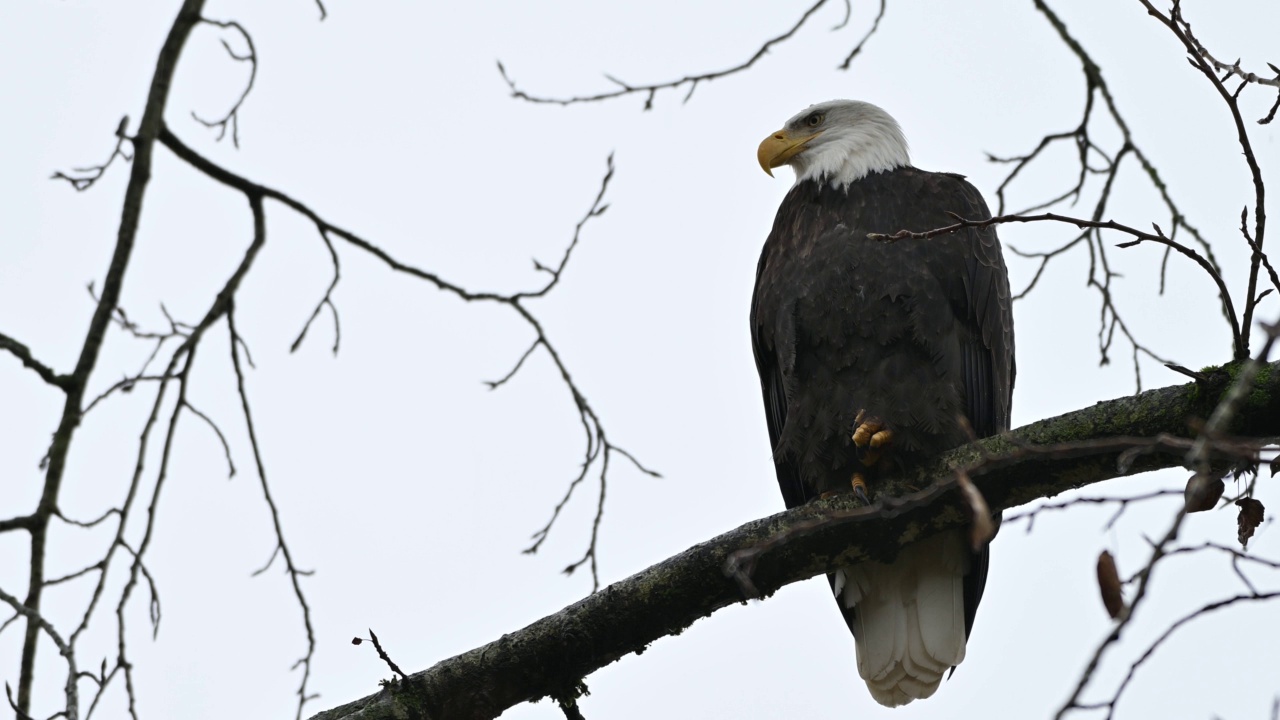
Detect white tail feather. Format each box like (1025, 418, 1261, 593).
(836, 529, 969, 707)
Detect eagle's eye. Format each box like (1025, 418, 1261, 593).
(805, 112, 824, 128)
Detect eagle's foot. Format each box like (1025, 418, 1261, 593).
(852, 410, 893, 466)
(851, 473, 870, 505)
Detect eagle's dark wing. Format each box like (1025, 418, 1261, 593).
(750, 248, 807, 509)
(934, 173, 1016, 440)
(925, 172, 1015, 639)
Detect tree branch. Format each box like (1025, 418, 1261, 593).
(157, 126, 652, 590)
(0, 332, 70, 390)
(496, 0, 836, 109)
(308, 360, 1280, 720)
(1139, 0, 1267, 357)
(1000, 0, 1233, 384)
(868, 210, 1245, 359)
(15, 1, 207, 715)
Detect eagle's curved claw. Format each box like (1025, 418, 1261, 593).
(851, 472, 870, 504)
(852, 410, 893, 466)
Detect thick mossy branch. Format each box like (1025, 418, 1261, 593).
(309, 361, 1280, 720)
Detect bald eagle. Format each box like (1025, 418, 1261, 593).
(751, 100, 1014, 706)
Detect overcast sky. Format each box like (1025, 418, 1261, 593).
(2, 1, 1279, 719)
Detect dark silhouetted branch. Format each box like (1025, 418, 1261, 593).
(49, 116, 133, 192)
(290, 228, 341, 355)
(0, 585, 77, 720)
(988, 0, 1235, 388)
(307, 360, 1280, 720)
(498, 0, 842, 109)
(868, 210, 1245, 361)
(158, 128, 654, 591)
(0, 333, 69, 390)
(361, 630, 406, 682)
(1054, 322, 1280, 719)
(191, 18, 257, 147)
(12, 3, 208, 717)
(228, 298, 320, 720)
(836, 0, 885, 69)
(1140, 0, 1267, 358)
(1167, 1, 1280, 124)
(1004, 488, 1183, 533)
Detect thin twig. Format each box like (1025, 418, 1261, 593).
(229, 218, 321, 719)
(16, 4, 208, 715)
(365, 630, 407, 681)
(0, 333, 70, 390)
(497, 0, 832, 109)
(869, 209, 1244, 358)
(0, 585, 80, 720)
(1054, 319, 1280, 718)
(191, 19, 257, 148)
(160, 128, 655, 590)
(50, 117, 134, 192)
(1081, 592, 1280, 720)
(988, 0, 1232, 389)
(836, 0, 885, 69)
(1004, 489, 1183, 533)
(1139, 0, 1265, 359)
(290, 227, 342, 355)
(182, 401, 237, 477)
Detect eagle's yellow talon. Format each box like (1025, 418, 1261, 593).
(852, 411, 893, 466)
(869, 429, 893, 449)
(851, 473, 870, 504)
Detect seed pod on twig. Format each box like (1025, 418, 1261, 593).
(1184, 473, 1224, 513)
(1096, 550, 1125, 620)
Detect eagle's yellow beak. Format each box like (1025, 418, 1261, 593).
(757, 129, 822, 177)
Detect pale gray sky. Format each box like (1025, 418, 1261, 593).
(2, 1, 1278, 719)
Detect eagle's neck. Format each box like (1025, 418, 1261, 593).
(793, 119, 910, 189)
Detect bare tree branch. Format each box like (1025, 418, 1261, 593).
(191, 18, 257, 148)
(0, 332, 70, 390)
(11, 3, 208, 716)
(290, 228, 341, 355)
(497, 0, 840, 109)
(1055, 322, 1280, 719)
(991, 0, 1236, 387)
(1168, 3, 1280, 125)
(836, 0, 885, 69)
(307, 361, 1280, 720)
(228, 299, 320, 720)
(157, 128, 654, 591)
(49, 117, 133, 192)
(1140, 0, 1267, 356)
(1076, 591, 1280, 719)
(868, 210, 1245, 359)
(0, 584, 78, 720)
(1004, 488, 1183, 532)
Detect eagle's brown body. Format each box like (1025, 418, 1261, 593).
(751, 165, 1014, 705)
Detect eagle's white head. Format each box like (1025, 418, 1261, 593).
(757, 99, 910, 188)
